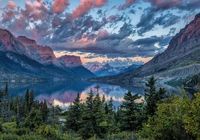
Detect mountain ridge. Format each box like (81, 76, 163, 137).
(90, 13, 200, 86)
(0, 28, 95, 82)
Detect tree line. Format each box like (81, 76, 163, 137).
(0, 76, 200, 140)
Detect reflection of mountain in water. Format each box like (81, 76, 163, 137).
(0, 81, 92, 97)
(0, 80, 182, 109)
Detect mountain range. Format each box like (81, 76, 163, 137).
(87, 63, 124, 76)
(0, 29, 95, 83)
(91, 13, 200, 87)
(87, 63, 142, 77)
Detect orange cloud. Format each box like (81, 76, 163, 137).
(52, 0, 69, 14)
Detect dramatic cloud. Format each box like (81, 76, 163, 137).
(6, 1, 16, 10)
(137, 9, 180, 36)
(0, 0, 200, 64)
(52, 0, 69, 14)
(72, 0, 107, 19)
(20, 0, 49, 21)
(1, 1, 17, 23)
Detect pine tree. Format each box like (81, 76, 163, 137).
(106, 97, 115, 133)
(29, 89, 34, 110)
(25, 107, 43, 130)
(41, 100, 49, 121)
(144, 76, 166, 118)
(93, 93, 106, 138)
(120, 91, 141, 131)
(23, 89, 29, 117)
(66, 93, 82, 132)
(0, 90, 3, 99)
(79, 89, 95, 139)
(4, 82, 8, 99)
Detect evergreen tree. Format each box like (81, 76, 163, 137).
(41, 100, 49, 122)
(93, 93, 106, 138)
(79, 89, 95, 139)
(66, 93, 82, 132)
(4, 82, 8, 99)
(106, 97, 115, 133)
(120, 91, 141, 131)
(29, 89, 34, 110)
(144, 76, 166, 118)
(25, 108, 43, 130)
(23, 89, 29, 117)
(0, 90, 3, 99)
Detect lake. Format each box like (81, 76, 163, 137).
(0, 80, 182, 109)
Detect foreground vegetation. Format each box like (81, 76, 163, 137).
(0, 76, 200, 140)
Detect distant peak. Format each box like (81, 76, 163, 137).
(104, 63, 111, 67)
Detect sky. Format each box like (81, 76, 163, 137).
(0, 0, 200, 67)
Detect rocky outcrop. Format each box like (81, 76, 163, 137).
(17, 36, 58, 65)
(58, 55, 96, 78)
(58, 55, 82, 67)
(0, 29, 27, 55)
(93, 13, 200, 86)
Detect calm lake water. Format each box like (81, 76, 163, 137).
(0, 80, 182, 109)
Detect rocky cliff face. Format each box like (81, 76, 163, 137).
(93, 13, 200, 85)
(0, 29, 59, 65)
(58, 55, 96, 78)
(0, 28, 96, 81)
(17, 36, 58, 65)
(0, 29, 27, 55)
(58, 55, 82, 67)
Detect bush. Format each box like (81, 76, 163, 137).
(2, 122, 16, 134)
(36, 125, 59, 138)
(0, 134, 19, 140)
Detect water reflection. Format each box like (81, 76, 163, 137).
(36, 82, 132, 109)
(0, 80, 182, 109)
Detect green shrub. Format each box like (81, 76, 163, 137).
(36, 125, 59, 138)
(2, 122, 16, 134)
(0, 134, 19, 140)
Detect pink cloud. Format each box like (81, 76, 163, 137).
(118, 0, 136, 10)
(52, 0, 69, 14)
(94, 0, 107, 7)
(6, 1, 16, 10)
(72, 0, 93, 19)
(20, 0, 49, 21)
(72, 0, 108, 19)
(2, 1, 17, 23)
(96, 30, 110, 41)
